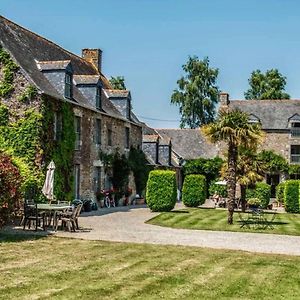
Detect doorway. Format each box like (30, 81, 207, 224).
(266, 174, 280, 198)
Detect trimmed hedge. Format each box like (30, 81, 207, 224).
(209, 180, 227, 198)
(246, 182, 271, 209)
(146, 170, 177, 212)
(182, 174, 206, 207)
(284, 180, 300, 213)
(276, 182, 285, 203)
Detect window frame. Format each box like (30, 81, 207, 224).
(74, 116, 81, 150)
(94, 118, 101, 145)
(96, 87, 102, 110)
(64, 72, 73, 99)
(290, 145, 300, 163)
(125, 127, 130, 149)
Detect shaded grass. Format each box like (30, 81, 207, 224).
(147, 208, 300, 235)
(0, 235, 300, 299)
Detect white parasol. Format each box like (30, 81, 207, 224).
(42, 160, 55, 201)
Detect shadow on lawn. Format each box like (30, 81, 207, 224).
(0, 232, 47, 243)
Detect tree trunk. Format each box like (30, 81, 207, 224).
(240, 184, 246, 212)
(227, 143, 238, 224)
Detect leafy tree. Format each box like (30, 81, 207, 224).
(202, 109, 263, 224)
(171, 56, 219, 128)
(128, 147, 151, 195)
(109, 76, 126, 90)
(245, 69, 290, 100)
(257, 150, 289, 174)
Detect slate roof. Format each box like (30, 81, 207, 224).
(104, 89, 130, 98)
(143, 135, 159, 143)
(229, 100, 300, 130)
(0, 16, 140, 124)
(155, 128, 219, 159)
(36, 60, 71, 71)
(73, 75, 100, 85)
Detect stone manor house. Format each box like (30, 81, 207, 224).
(0, 16, 142, 200)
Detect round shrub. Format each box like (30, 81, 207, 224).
(246, 182, 271, 209)
(276, 182, 285, 203)
(284, 180, 300, 213)
(146, 170, 177, 212)
(182, 174, 206, 207)
(209, 180, 227, 198)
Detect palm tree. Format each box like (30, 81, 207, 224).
(221, 147, 266, 212)
(202, 109, 263, 224)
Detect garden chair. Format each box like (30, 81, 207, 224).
(55, 203, 82, 232)
(23, 202, 46, 231)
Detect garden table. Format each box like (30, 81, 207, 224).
(237, 209, 278, 229)
(35, 204, 72, 229)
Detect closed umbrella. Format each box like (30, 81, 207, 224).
(42, 160, 55, 202)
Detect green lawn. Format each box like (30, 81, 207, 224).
(1, 234, 300, 299)
(147, 207, 300, 236)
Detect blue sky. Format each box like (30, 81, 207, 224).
(2, 0, 300, 127)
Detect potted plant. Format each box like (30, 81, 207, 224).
(96, 191, 105, 208)
(247, 198, 261, 209)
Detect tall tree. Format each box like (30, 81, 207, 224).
(171, 56, 219, 128)
(202, 109, 263, 224)
(245, 69, 290, 100)
(221, 147, 265, 212)
(109, 76, 126, 90)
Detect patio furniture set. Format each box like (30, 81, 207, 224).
(238, 208, 278, 229)
(21, 201, 83, 232)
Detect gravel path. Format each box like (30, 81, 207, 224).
(55, 205, 300, 256)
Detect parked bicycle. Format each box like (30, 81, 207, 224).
(102, 190, 115, 208)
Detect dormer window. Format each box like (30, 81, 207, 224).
(249, 114, 260, 124)
(65, 73, 73, 99)
(96, 87, 101, 110)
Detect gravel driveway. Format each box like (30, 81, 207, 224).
(56, 205, 300, 256)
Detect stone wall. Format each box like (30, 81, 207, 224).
(74, 105, 142, 200)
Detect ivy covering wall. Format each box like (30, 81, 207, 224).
(0, 47, 75, 201)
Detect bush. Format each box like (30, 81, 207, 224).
(276, 182, 285, 203)
(0, 152, 22, 227)
(247, 198, 261, 206)
(146, 170, 177, 212)
(182, 174, 206, 207)
(284, 180, 300, 213)
(209, 180, 227, 198)
(246, 182, 271, 209)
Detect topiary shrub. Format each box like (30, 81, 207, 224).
(182, 174, 206, 207)
(146, 170, 177, 212)
(209, 179, 227, 198)
(284, 180, 300, 213)
(276, 182, 285, 203)
(246, 182, 271, 209)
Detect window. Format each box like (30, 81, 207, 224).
(96, 87, 101, 110)
(291, 145, 300, 163)
(125, 127, 130, 149)
(74, 116, 81, 150)
(107, 125, 112, 146)
(93, 167, 101, 193)
(74, 164, 80, 199)
(94, 119, 101, 145)
(65, 73, 73, 99)
(54, 112, 62, 141)
(291, 122, 300, 137)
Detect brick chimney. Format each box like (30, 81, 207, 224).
(219, 92, 230, 106)
(82, 48, 102, 73)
